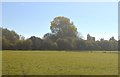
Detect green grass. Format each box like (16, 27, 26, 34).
(0, 51, 2, 76)
(2, 50, 118, 75)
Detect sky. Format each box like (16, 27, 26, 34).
(1, 0, 119, 2)
(2, 2, 118, 40)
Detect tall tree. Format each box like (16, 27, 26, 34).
(50, 16, 78, 38)
(2, 28, 19, 43)
(28, 36, 43, 50)
(2, 28, 19, 49)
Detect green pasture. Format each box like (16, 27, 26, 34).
(2, 51, 118, 75)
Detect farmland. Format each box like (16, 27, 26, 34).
(2, 51, 118, 75)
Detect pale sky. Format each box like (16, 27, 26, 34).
(2, 2, 118, 40)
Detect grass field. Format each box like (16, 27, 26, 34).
(0, 51, 2, 76)
(2, 51, 118, 75)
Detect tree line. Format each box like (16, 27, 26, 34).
(2, 16, 119, 51)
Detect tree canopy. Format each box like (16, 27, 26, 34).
(1, 16, 118, 51)
(50, 16, 78, 38)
